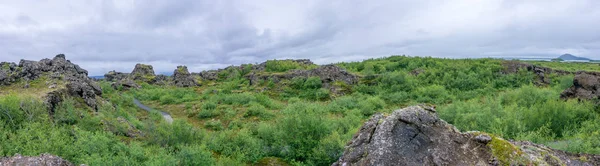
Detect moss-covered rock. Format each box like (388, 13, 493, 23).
(334, 105, 600, 166)
(130, 63, 156, 83)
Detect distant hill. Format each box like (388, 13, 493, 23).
(558, 54, 591, 61)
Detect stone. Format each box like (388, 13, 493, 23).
(154, 74, 169, 85)
(65, 78, 102, 110)
(104, 70, 129, 82)
(561, 71, 600, 100)
(475, 134, 492, 144)
(111, 79, 140, 90)
(130, 63, 156, 83)
(502, 61, 572, 86)
(0, 153, 74, 166)
(193, 70, 218, 81)
(333, 105, 600, 166)
(172, 66, 198, 87)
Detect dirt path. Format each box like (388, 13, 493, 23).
(133, 98, 173, 123)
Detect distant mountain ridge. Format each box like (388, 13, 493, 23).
(558, 54, 591, 61)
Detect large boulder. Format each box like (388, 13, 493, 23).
(172, 66, 197, 87)
(65, 78, 103, 110)
(0, 153, 74, 166)
(130, 63, 155, 83)
(561, 71, 600, 100)
(333, 105, 600, 166)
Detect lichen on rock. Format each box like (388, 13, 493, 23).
(333, 105, 600, 166)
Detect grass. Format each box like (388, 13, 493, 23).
(531, 61, 600, 72)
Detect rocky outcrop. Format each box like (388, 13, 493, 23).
(0, 54, 103, 111)
(130, 64, 155, 83)
(0, 153, 75, 166)
(0, 62, 18, 85)
(111, 79, 140, 90)
(154, 74, 169, 85)
(561, 71, 600, 100)
(333, 105, 600, 166)
(172, 66, 198, 87)
(247, 64, 359, 87)
(104, 70, 129, 82)
(193, 71, 218, 81)
(251, 59, 314, 71)
(502, 61, 572, 85)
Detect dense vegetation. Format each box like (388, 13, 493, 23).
(1, 56, 599, 165)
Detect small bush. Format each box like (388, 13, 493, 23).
(244, 102, 274, 120)
(205, 119, 224, 131)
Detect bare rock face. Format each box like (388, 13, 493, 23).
(0, 153, 74, 166)
(130, 63, 156, 83)
(561, 71, 600, 100)
(172, 66, 198, 87)
(333, 106, 600, 166)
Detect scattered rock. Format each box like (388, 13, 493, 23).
(172, 66, 198, 87)
(104, 70, 129, 82)
(502, 61, 572, 85)
(561, 71, 600, 100)
(65, 78, 102, 110)
(0, 153, 74, 166)
(410, 68, 424, 76)
(111, 79, 140, 90)
(154, 74, 169, 85)
(23, 81, 30, 89)
(130, 63, 155, 83)
(333, 105, 600, 166)
(247, 64, 359, 88)
(193, 70, 219, 81)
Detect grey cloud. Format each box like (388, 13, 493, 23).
(0, 0, 599, 76)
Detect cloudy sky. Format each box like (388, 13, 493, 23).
(1, 0, 599, 75)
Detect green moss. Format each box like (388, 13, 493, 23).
(1, 63, 10, 70)
(488, 136, 529, 166)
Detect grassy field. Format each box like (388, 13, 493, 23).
(1, 56, 599, 165)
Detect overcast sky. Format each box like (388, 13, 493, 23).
(1, 0, 599, 75)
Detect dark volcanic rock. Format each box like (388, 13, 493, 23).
(172, 66, 197, 87)
(247, 64, 359, 87)
(193, 70, 218, 81)
(65, 76, 103, 110)
(0, 62, 18, 85)
(561, 71, 600, 100)
(104, 70, 129, 82)
(1, 54, 103, 111)
(130, 63, 156, 83)
(0, 153, 74, 166)
(502, 61, 572, 85)
(333, 105, 600, 166)
(111, 79, 140, 90)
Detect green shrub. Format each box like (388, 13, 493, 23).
(205, 119, 224, 131)
(244, 102, 274, 120)
(175, 144, 216, 165)
(304, 77, 322, 89)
